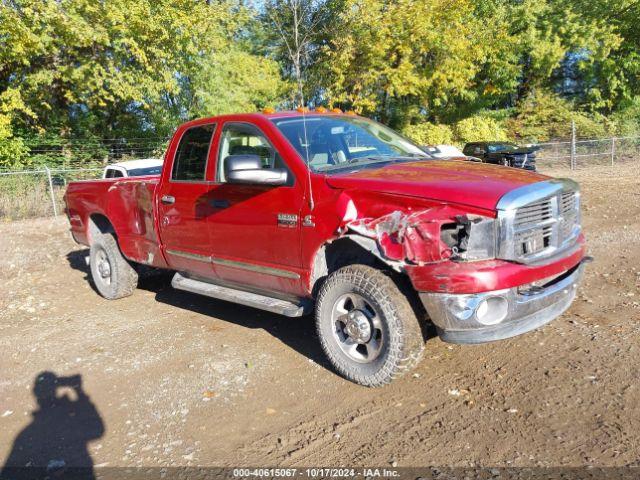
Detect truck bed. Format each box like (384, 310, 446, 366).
(64, 176, 168, 268)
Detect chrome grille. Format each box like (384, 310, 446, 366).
(513, 197, 555, 257)
(514, 198, 553, 227)
(560, 191, 578, 239)
(514, 224, 553, 256)
(497, 179, 581, 264)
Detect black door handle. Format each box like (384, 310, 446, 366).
(210, 199, 230, 209)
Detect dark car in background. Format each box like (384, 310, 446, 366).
(463, 142, 539, 171)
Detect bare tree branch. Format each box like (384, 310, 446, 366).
(264, 0, 325, 106)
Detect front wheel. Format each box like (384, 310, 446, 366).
(315, 265, 425, 387)
(89, 232, 138, 299)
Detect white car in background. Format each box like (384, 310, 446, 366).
(421, 144, 465, 159)
(103, 158, 163, 179)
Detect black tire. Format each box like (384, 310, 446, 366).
(315, 265, 425, 387)
(89, 232, 138, 300)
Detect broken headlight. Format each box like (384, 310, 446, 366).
(441, 215, 497, 261)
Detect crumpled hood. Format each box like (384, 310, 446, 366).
(325, 159, 548, 211)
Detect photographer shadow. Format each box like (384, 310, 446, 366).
(1, 372, 104, 480)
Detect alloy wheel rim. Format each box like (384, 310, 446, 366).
(96, 249, 112, 286)
(331, 293, 384, 363)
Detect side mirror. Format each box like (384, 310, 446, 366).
(224, 155, 288, 186)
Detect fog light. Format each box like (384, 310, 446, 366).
(475, 296, 509, 326)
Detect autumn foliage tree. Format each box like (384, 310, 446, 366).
(0, 0, 285, 167)
(0, 0, 639, 165)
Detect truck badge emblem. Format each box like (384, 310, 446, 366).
(302, 215, 315, 227)
(277, 213, 298, 227)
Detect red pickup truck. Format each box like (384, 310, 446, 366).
(64, 111, 588, 386)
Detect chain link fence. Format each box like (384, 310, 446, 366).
(0, 137, 168, 220)
(0, 166, 103, 220)
(536, 136, 640, 170)
(1, 134, 639, 221)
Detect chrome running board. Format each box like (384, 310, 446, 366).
(171, 273, 307, 317)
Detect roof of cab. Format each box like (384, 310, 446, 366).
(179, 110, 357, 128)
(264, 110, 355, 119)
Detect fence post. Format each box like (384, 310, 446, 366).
(611, 137, 616, 167)
(45, 165, 58, 217)
(570, 120, 576, 170)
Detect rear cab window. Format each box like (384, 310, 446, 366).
(171, 124, 216, 181)
(105, 168, 124, 178)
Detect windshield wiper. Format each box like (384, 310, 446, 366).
(319, 154, 427, 173)
(351, 153, 430, 163)
(347, 155, 393, 164)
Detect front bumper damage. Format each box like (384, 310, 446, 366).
(419, 258, 589, 344)
(334, 196, 588, 345)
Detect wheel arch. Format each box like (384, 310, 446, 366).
(87, 213, 116, 245)
(309, 236, 402, 298)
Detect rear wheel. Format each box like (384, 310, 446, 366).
(315, 265, 425, 387)
(89, 232, 138, 299)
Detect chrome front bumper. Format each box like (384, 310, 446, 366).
(419, 260, 588, 344)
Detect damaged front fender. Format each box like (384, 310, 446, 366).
(344, 206, 468, 266)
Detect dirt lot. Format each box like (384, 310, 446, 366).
(0, 165, 639, 471)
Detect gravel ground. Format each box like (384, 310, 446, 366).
(0, 164, 638, 471)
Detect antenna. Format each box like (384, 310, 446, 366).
(269, 0, 316, 210)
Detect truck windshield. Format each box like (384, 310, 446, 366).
(272, 115, 429, 173)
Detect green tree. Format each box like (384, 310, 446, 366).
(506, 0, 620, 107)
(190, 48, 288, 117)
(0, 88, 31, 166)
(570, 0, 640, 112)
(507, 90, 611, 142)
(317, 0, 501, 127)
(454, 115, 508, 143)
(260, 0, 328, 107)
(0, 0, 287, 168)
(402, 123, 454, 146)
(313, 0, 627, 130)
